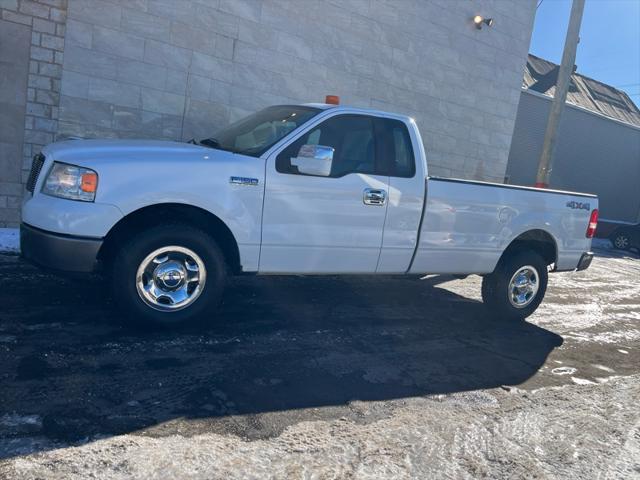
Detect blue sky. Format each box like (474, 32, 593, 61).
(529, 0, 640, 106)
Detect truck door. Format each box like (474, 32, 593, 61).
(260, 114, 390, 273)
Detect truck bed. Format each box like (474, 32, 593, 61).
(408, 177, 597, 275)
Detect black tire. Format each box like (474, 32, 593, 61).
(481, 251, 548, 321)
(611, 230, 631, 251)
(109, 223, 227, 329)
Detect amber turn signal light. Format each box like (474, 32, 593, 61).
(81, 172, 98, 193)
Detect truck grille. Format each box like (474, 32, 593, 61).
(26, 153, 45, 193)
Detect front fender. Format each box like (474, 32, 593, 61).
(96, 156, 265, 271)
(22, 193, 123, 238)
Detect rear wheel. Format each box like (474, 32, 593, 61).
(481, 251, 548, 321)
(611, 230, 631, 250)
(110, 224, 226, 329)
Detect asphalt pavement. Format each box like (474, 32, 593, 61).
(0, 245, 638, 479)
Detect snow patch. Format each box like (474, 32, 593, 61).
(0, 228, 19, 253)
(551, 366, 577, 376)
(592, 364, 615, 373)
(0, 414, 41, 428)
(565, 329, 640, 344)
(571, 377, 597, 385)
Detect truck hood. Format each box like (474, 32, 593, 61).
(42, 139, 211, 161)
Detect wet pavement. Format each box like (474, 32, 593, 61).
(0, 245, 639, 478)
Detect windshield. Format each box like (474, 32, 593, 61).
(201, 105, 321, 157)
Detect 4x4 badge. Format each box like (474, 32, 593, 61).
(566, 201, 590, 211)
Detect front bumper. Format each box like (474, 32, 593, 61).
(576, 251, 594, 271)
(20, 223, 103, 273)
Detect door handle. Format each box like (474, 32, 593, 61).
(363, 188, 387, 206)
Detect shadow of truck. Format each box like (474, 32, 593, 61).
(0, 257, 562, 458)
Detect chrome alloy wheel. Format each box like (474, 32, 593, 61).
(136, 246, 207, 312)
(508, 265, 539, 309)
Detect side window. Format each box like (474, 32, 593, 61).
(392, 127, 414, 177)
(276, 115, 379, 177)
(307, 129, 321, 146)
(374, 118, 416, 178)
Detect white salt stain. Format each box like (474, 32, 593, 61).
(571, 377, 597, 385)
(594, 376, 621, 384)
(592, 364, 615, 373)
(551, 367, 577, 376)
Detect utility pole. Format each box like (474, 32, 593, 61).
(535, 0, 586, 188)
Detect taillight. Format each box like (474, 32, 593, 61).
(586, 209, 598, 238)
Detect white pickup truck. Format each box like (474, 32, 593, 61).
(20, 102, 598, 328)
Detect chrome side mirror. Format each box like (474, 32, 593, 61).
(291, 144, 334, 177)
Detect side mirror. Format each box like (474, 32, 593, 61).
(291, 144, 334, 177)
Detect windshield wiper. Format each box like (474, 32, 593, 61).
(196, 137, 246, 155)
(199, 137, 221, 148)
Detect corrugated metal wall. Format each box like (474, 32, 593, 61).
(507, 90, 640, 223)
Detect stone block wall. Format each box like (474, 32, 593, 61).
(0, 0, 537, 227)
(0, 0, 67, 226)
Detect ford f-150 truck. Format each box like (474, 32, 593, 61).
(20, 101, 598, 328)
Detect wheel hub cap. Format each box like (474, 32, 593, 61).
(508, 265, 539, 309)
(154, 261, 186, 290)
(136, 246, 207, 312)
(615, 236, 628, 248)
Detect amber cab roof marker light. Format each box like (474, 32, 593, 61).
(325, 95, 340, 105)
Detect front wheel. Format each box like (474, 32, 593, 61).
(109, 224, 227, 329)
(481, 251, 548, 321)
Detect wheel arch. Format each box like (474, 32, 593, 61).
(495, 229, 558, 272)
(610, 227, 634, 249)
(611, 227, 631, 239)
(97, 203, 242, 274)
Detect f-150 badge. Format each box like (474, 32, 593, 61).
(230, 176, 259, 186)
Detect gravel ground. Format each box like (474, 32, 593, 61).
(0, 245, 638, 479)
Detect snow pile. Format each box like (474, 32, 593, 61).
(0, 228, 19, 253)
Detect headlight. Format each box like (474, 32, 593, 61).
(42, 162, 98, 202)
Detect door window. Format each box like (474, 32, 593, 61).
(276, 115, 379, 177)
(276, 114, 415, 178)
